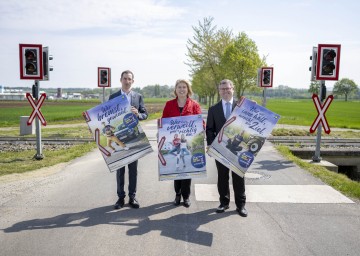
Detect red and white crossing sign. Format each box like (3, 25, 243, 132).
(26, 93, 47, 126)
(309, 94, 334, 134)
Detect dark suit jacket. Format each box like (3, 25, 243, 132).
(109, 90, 148, 120)
(206, 100, 236, 146)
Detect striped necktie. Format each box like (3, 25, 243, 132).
(225, 102, 231, 119)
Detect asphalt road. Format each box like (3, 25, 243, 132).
(0, 120, 359, 256)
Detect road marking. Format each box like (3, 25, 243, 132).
(195, 184, 354, 204)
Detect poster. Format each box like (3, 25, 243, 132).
(83, 95, 153, 172)
(158, 115, 206, 181)
(207, 97, 280, 177)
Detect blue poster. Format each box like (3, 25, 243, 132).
(158, 115, 206, 181)
(83, 95, 153, 172)
(208, 97, 280, 177)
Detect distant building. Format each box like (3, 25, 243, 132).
(73, 93, 82, 100)
(67, 93, 82, 100)
(0, 87, 26, 100)
(57, 88, 62, 98)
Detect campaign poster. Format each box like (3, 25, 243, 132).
(208, 97, 280, 177)
(158, 115, 206, 181)
(83, 95, 153, 172)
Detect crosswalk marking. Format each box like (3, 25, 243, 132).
(195, 184, 354, 204)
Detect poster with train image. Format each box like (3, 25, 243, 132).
(158, 114, 206, 181)
(207, 97, 280, 177)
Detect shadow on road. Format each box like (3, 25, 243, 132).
(3, 202, 229, 247)
(252, 160, 294, 171)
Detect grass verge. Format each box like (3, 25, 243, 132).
(272, 128, 360, 138)
(0, 142, 97, 177)
(276, 145, 360, 200)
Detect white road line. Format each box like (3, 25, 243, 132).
(195, 184, 354, 204)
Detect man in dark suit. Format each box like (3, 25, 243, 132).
(109, 70, 148, 209)
(206, 79, 247, 217)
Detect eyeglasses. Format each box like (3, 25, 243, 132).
(219, 87, 233, 91)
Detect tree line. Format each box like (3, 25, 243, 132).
(185, 17, 359, 104)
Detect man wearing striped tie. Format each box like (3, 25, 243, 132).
(205, 79, 248, 217)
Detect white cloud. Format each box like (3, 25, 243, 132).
(0, 0, 186, 31)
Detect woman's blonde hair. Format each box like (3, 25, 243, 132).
(174, 79, 193, 97)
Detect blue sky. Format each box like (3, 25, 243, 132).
(1, 0, 359, 89)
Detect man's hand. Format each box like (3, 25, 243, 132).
(131, 106, 139, 116)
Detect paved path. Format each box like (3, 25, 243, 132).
(0, 119, 359, 256)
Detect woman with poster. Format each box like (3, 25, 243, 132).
(161, 79, 202, 207)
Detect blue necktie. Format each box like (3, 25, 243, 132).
(225, 102, 231, 119)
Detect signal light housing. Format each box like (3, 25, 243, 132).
(316, 44, 341, 81)
(98, 67, 111, 87)
(42, 47, 53, 81)
(19, 44, 43, 80)
(260, 67, 273, 87)
(309, 47, 318, 82)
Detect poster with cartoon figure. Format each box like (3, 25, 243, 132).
(83, 95, 153, 172)
(207, 97, 280, 177)
(158, 115, 206, 181)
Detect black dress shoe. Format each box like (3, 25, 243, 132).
(183, 198, 191, 208)
(216, 204, 229, 213)
(114, 198, 125, 209)
(237, 206, 248, 217)
(174, 195, 181, 206)
(129, 198, 140, 209)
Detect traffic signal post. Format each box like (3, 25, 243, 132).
(19, 43, 53, 160)
(258, 67, 274, 107)
(310, 44, 341, 162)
(98, 67, 111, 102)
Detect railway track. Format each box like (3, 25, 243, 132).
(0, 137, 93, 145)
(268, 136, 360, 148)
(1, 136, 360, 149)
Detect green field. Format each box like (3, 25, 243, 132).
(0, 100, 99, 127)
(0, 99, 166, 127)
(0, 98, 359, 129)
(266, 99, 360, 129)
